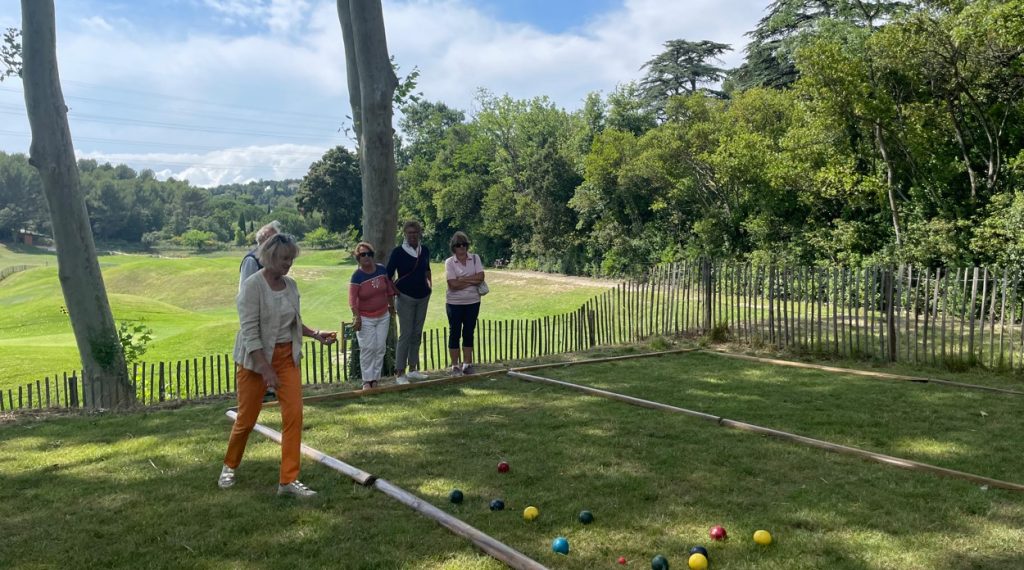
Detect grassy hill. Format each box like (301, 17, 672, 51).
(0, 244, 615, 391)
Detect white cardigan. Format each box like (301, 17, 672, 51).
(233, 270, 304, 370)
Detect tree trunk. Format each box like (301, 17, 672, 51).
(336, 0, 362, 140)
(874, 122, 902, 247)
(21, 0, 133, 408)
(337, 0, 399, 264)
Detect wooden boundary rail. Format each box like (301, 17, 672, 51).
(5, 260, 1022, 412)
(0, 264, 30, 282)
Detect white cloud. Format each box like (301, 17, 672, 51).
(1, 0, 771, 185)
(77, 144, 330, 187)
(268, 0, 311, 35)
(80, 16, 114, 33)
(200, 0, 267, 21)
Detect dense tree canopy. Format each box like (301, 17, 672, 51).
(2, 0, 1021, 277)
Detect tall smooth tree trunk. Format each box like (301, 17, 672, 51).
(337, 0, 399, 264)
(874, 122, 902, 247)
(21, 0, 132, 408)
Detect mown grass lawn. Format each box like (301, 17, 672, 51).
(3, 349, 1023, 569)
(0, 244, 615, 391)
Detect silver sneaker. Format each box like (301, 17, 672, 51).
(218, 465, 236, 489)
(277, 480, 317, 498)
(407, 370, 429, 380)
(449, 365, 463, 377)
(395, 375, 410, 385)
(462, 364, 477, 375)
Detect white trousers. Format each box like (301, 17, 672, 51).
(356, 313, 390, 381)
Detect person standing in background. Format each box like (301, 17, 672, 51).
(386, 221, 432, 384)
(444, 231, 484, 376)
(239, 220, 283, 401)
(239, 220, 282, 293)
(349, 241, 397, 390)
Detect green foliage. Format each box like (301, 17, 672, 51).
(4, 2, 1023, 277)
(296, 146, 362, 234)
(304, 226, 342, 249)
(117, 320, 153, 365)
(0, 27, 20, 82)
(177, 229, 217, 252)
(640, 39, 731, 111)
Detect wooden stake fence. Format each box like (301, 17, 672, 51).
(6, 260, 1021, 413)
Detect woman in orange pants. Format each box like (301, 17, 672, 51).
(219, 233, 336, 497)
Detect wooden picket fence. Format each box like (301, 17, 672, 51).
(4, 260, 1022, 413)
(0, 264, 30, 282)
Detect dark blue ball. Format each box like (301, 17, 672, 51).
(449, 489, 464, 504)
(489, 499, 505, 511)
(578, 510, 594, 524)
(651, 554, 669, 570)
(689, 546, 708, 558)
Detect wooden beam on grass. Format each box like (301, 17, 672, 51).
(263, 348, 699, 408)
(507, 371, 1024, 493)
(701, 350, 1024, 396)
(509, 348, 700, 373)
(223, 410, 549, 570)
(226, 409, 376, 486)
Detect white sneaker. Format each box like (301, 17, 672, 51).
(408, 370, 429, 381)
(396, 375, 410, 385)
(450, 365, 463, 377)
(277, 480, 317, 498)
(218, 465, 236, 489)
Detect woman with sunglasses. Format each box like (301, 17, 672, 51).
(444, 231, 485, 376)
(349, 241, 397, 389)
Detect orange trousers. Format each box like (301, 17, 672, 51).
(223, 343, 303, 485)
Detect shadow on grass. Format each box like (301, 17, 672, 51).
(0, 405, 503, 570)
(4, 363, 1024, 569)
(291, 376, 1024, 569)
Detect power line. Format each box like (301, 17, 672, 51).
(0, 86, 348, 132)
(0, 129, 338, 156)
(0, 109, 343, 142)
(60, 79, 350, 123)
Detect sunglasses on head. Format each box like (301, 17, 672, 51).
(453, 242, 468, 248)
(357, 251, 375, 258)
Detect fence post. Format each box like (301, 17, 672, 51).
(158, 362, 166, 403)
(885, 266, 897, 362)
(69, 374, 79, 408)
(702, 258, 713, 332)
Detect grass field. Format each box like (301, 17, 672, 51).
(0, 244, 615, 391)
(2, 348, 1023, 569)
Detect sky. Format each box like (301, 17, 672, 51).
(0, 0, 770, 187)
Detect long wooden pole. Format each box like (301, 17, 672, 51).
(701, 350, 1024, 396)
(225, 410, 548, 570)
(506, 371, 1024, 492)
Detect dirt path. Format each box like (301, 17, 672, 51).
(491, 269, 619, 288)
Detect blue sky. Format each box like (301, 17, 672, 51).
(0, 0, 769, 186)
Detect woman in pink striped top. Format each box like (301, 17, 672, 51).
(349, 241, 397, 389)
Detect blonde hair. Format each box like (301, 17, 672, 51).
(353, 241, 375, 258)
(402, 220, 423, 233)
(258, 233, 299, 271)
(449, 231, 470, 252)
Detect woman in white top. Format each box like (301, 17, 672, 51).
(444, 231, 485, 375)
(219, 233, 336, 498)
